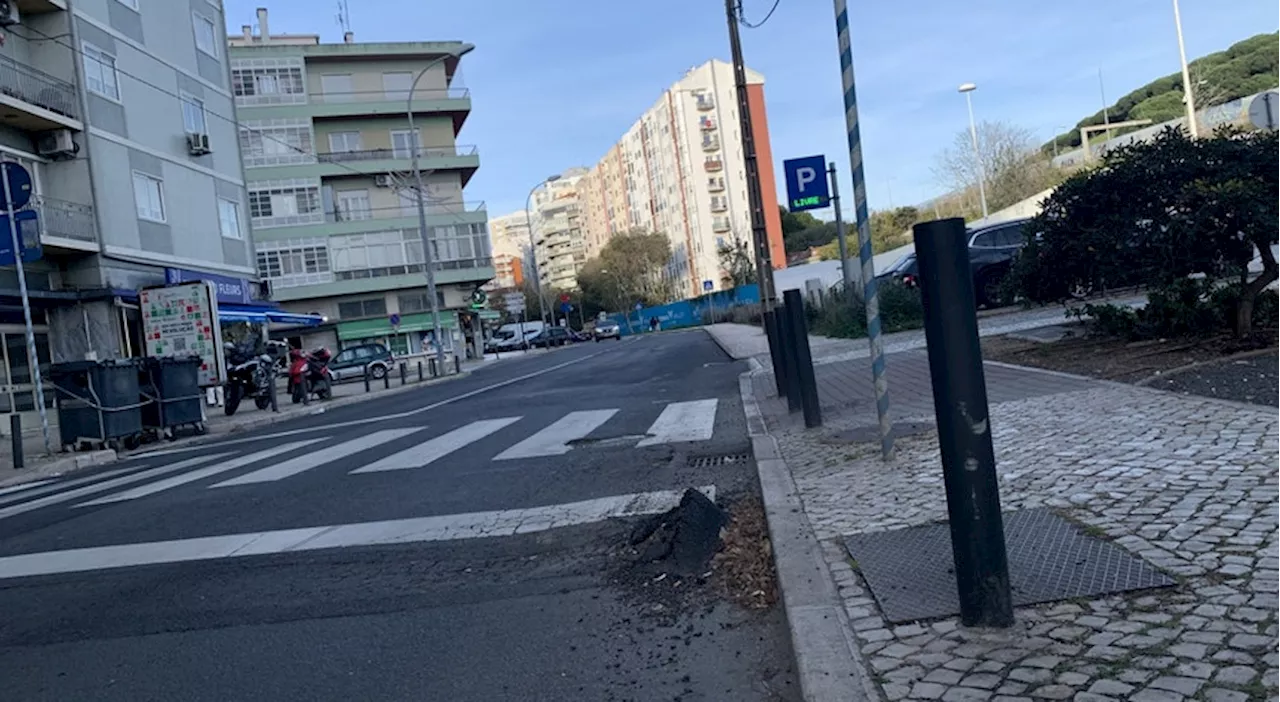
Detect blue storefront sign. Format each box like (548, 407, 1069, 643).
(165, 267, 252, 305)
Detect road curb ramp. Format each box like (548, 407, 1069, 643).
(628, 488, 727, 577)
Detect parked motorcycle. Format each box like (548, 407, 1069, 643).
(288, 347, 333, 403)
(223, 341, 276, 416)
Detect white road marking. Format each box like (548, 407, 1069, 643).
(0, 480, 54, 497)
(0, 455, 229, 521)
(637, 399, 719, 447)
(492, 410, 618, 460)
(0, 486, 716, 580)
(0, 466, 147, 507)
(352, 417, 522, 473)
(78, 440, 325, 506)
(210, 429, 420, 487)
(137, 349, 615, 455)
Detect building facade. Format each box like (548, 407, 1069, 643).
(579, 60, 784, 297)
(229, 8, 493, 357)
(530, 167, 587, 291)
(0, 0, 255, 433)
(483, 210, 528, 291)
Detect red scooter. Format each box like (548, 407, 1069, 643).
(287, 347, 333, 403)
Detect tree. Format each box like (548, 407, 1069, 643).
(1009, 127, 1278, 337)
(717, 236, 755, 288)
(934, 120, 1063, 215)
(575, 230, 673, 311)
(780, 205, 821, 236)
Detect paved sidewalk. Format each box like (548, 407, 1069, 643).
(728, 331, 1279, 701)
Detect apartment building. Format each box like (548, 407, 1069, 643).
(579, 59, 784, 298)
(0, 0, 255, 431)
(530, 167, 587, 291)
(229, 8, 493, 356)
(483, 210, 528, 291)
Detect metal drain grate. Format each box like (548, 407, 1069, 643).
(843, 507, 1176, 623)
(687, 453, 752, 468)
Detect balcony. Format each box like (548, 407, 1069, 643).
(256, 200, 487, 240)
(309, 144, 479, 185)
(701, 136, 719, 152)
(307, 87, 472, 131)
(707, 178, 725, 192)
(28, 195, 96, 246)
(695, 94, 714, 111)
(14, 0, 68, 14)
(0, 53, 81, 131)
(703, 159, 723, 172)
(710, 198, 728, 213)
(699, 117, 716, 131)
(712, 218, 731, 233)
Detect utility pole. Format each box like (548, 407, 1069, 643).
(1172, 0, 1198, 138)
(725, 0, 780, 369)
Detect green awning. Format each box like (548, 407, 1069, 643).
(336, 312, 458, 341)
(477, 310, 500, 320)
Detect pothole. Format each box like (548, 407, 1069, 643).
(567, 433, 651, 448)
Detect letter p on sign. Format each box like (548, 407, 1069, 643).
(783, 155, 830, 212)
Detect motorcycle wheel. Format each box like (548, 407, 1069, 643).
(291, 382, 304, 404)
(316, 378, 332, 400)
(224, 383, 242, 416)
(255, 395, 271, 410)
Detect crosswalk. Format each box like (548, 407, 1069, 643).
(0, 398, 727, 519)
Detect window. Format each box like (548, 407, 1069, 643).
(382, 72, 413, 101)
(389, 129, 422, 159)
(338, 298, 386, 319)
(132, 172, 165, 222)
(239, 119, 315, 167)
(398, 292, 445, 313)
(217, 199, 242, 239)
(970, 230, 998, 248)
(320, 74, 354, 102)
(115, 0, 139, 9)
(328, 131, 362, 153)
(192, 12, 218, 58)
(248, 178, 323, 228)
(334, 190, 372, 221)
(231, 58, 305, 106)
(181, 93, 207, 134)
(83, 43, 119, 101)
(255, 238, 332, 288)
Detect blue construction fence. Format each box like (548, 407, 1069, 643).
(605, 284, 760, 336)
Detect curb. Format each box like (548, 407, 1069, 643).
(0, 449, 117, 489)
(737, 358, 877, 702)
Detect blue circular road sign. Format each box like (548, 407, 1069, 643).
(0, 162, 33, 211)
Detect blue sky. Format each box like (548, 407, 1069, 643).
(225, 0, 1277, 218)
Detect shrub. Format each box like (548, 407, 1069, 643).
(1076, 280, 1279, 341)
(808, 282, 924, 339)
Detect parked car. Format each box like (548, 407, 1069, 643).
(876, 252, 919, 288)
(593, 321, 621, 341)
(872, 219, 1029, 308)
(527, 327, 571, 349)
(327, 343, 393, 382)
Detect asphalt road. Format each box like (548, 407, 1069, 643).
(0, 331, 798, 701)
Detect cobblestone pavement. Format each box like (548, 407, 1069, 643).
(762, 359, 1279, 701)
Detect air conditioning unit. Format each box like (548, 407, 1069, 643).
(0, 0, 20, 27)
(36, 129, 77, 159)
(373, 174, 394, 188)
(186, 132, 211, 156)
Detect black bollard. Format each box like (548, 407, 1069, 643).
(364, 365, 371, 393)
(10, 414, 22, 470)
(400, 362, 406, 385)
(383, 369, 390, 389)
(763, 308, 787, 398)
(778, 298, 802, 414)
(782, 289, 822, 428)
(453, 355, 461, 375)
(429, 358, 437, 377)
(417, 361, 423, 382)
(302, 377, 310, 406)
(912, 217, 1013, 628)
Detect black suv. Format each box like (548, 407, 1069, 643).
(328, 343, 393, 381)
(876, 219, 1029, 308)
(527, 327, 571, 349)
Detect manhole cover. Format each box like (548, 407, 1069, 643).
(687, 453, 751, 468)
(843, 507, 1176, 623)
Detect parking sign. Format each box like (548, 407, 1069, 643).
(783, 155, 829, 212)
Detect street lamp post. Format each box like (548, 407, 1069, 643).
(1172, 0, 1198, 138)
(408, 44, 474, 368)
(958, 82, 990, 220)
(524, 175, 561, 324)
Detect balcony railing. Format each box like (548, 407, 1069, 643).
(707, 178, 725, 192)
(701, 137, 720, 152)
(333, 256, 492, 281)
(318, 144, 478, 163)
(696, 95, 714, 111)
(699, 117, 716, 131)
(710, 198, 728, 213)
(0, 53, 78, 121)
(311, 87, 470, 104)
(326, 200, 486, 223)
(712, 218, 731, 232)
(26, 195, 95, 242)
(704, 159, 723, 172)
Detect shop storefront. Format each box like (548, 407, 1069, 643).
(336, 312, 460, 356)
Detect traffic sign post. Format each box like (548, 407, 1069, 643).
(783, 155, 831, 212)
(0, 162, 48, 454)
(702, 280, 714, 292)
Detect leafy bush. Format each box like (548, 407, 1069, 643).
(1076, 280, 1279, 341)
(808, 282, 925, 339)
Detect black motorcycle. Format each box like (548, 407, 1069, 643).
(223, 341, 276, 416)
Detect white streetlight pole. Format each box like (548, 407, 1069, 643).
(958, 82, 990, 220)
(524, 175, 560, 324)
(1172, 0, 1198, 138)
(408, 44, 474, 368)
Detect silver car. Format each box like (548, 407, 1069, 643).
(593, 322, 621, 341)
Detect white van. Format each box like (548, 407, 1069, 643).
(492, 321, 545, 351)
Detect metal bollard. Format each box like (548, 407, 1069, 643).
(782, 288, 822, 428)
(10, 414, 22, 470)
(417, 361, 423, 382)
(400, 362, 407, 385)
(429, 359, 437, 377)
(383, 370, 390, 389)
(453, 355, 461, 375)
(763, 308, 787, 398)
(913, 217, 1013, 628)
(364, 366, 371, 393)
(779, 296, 802, 414)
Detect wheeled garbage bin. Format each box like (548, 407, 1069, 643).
(140, 355, 206, 438)
(50, 359, 143, 451)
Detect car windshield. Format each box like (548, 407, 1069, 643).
(885, 254, 915, 274)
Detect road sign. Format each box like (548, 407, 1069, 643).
(783, 155, 830, 212)
(634, 302, 643, 311)
(0, 210, 40, 265)
(389, 313, 401, 328)
(0, 163, 32, 211)
(560, 301, 572, 314)
(702, 280, 714, 292)
(559, 293, 570, 303)
(470, 289, 488, 309)
(1249, 91, 1278, 130)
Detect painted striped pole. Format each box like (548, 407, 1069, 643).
(833, 0, 893, 460)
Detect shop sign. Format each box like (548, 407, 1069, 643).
(165, 267, 252, 305)
(141, 280, 226, 387)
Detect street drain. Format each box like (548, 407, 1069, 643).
(687, 453, 751, 469)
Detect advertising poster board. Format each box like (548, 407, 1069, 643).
(140, 281, 225, 387)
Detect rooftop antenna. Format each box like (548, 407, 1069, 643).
(336, 0, 352, 36)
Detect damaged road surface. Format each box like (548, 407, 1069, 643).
(0, 331, 798, 701)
